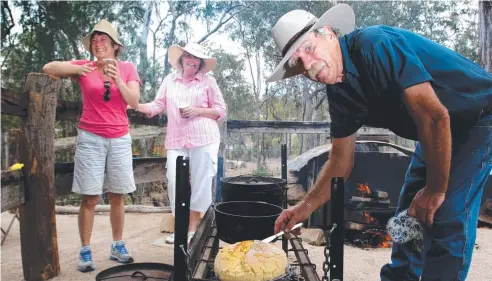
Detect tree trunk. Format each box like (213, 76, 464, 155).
(163, 15, 178, 78)
(19, 73, 61, 280)
(138, 2, 153, 91)
(479, 0, 492, 73)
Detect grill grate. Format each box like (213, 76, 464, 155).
(191, 222, 319, 281)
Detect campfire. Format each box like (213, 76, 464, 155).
(357, 183, 372, 197)
(345, 183, 395, 249)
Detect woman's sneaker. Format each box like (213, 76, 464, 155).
(78, 246, 95, 272)
(165, 233, 175, 244)
(109, 241, 134, 264)
(188, 232, 195, 245)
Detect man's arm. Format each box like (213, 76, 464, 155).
(302, 133, 357, 212)
(403, 82, 451, 194)
(404, 82, 451, 225)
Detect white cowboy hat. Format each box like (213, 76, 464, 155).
(266, 4, 355, 83)
(168, 42, 217, 73)
(82, 19, 124, 54)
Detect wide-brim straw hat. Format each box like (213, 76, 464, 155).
(82, 19, 124, 54)
(266, 4, 355, 83)
(168, 42, 217, 74)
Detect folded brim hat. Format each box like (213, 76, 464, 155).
(82, 19, 124, 54)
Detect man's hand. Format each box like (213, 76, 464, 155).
(75, 63, 96, 76)
(408, 187, 445, 227)
(274, 201, 312, 235)
(181, 107, 201, 118)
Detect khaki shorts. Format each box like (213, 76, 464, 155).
(72, 129, 136, 195)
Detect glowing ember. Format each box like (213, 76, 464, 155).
(362, 212, 376, 224)
(346, 229, 393, 249)
(365, 229, 392, 248)
(380, 234, 392, 248)
(357, 183, 372, 197)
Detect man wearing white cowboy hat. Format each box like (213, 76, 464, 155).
(269, 4, 492, 281)
(135, 42, 226, 245)
(43, 19, 140, 272)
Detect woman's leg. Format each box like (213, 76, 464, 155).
(165, 148, 188, 244)
(188, 140, 220, 232)
(105, 133, 136, 242)
(78, 195, 101, 246)
(166, 148, 189, 216)
(72, 129, 108, 272)
(108, 193, 125, 241)
(105, 133, 137, 263)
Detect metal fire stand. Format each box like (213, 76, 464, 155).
(281, 144, 289, 254)
(174, 156, 191, 281)
(326, 177, 345, 281)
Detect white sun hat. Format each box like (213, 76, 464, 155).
(168, 42, 217, 73)
(266, 4, 355, 83)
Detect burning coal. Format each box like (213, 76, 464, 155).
(357, 183, 372, 197)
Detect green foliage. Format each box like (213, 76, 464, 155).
(0, 0, 483, 138)
(252, 165, 271, 177)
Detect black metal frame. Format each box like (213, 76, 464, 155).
(329, 177, 345, 281)
(281, 144, 288, 254)
(174, 145, 336, 281)
(174, 156, 191, 281)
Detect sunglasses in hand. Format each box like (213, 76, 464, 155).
(104, 81, 111, 102)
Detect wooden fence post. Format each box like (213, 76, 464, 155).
(19, 73, 61, 281)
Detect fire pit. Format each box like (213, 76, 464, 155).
(189, 207, 320, 281)
(344, 183, 396, 248)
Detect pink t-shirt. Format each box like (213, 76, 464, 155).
(70, 60, 140, 138)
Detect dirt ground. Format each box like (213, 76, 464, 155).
(2, 212, 491, 281)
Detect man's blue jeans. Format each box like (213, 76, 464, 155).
(381, 114, 492, 281)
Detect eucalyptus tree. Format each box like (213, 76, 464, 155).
(479, 0, 491, 72)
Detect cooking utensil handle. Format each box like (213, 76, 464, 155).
(285, 222, 303, 233)
(275, 222, 303, 238)
(263, 222, 303, 242)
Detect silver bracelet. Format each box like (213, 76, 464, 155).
(301, 200, 313, 209)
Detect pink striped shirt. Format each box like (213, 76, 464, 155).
(147, 71, 227, 149)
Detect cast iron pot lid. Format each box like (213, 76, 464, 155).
(95, 262, 174, 280)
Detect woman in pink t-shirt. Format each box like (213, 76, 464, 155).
(42, 19, 139, 272)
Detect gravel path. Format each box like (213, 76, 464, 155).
(2, 212, 491, 281)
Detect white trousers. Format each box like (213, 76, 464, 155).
(166, 140, 220, 215)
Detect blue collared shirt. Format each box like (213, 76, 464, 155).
(327, 25, 492, 140)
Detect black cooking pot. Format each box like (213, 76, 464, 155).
(214, 201, 283, 244)
(220, 175, 286, 207)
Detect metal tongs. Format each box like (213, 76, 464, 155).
(261, 222, 303, 243)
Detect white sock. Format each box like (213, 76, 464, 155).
(112, 240, 123, 247)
